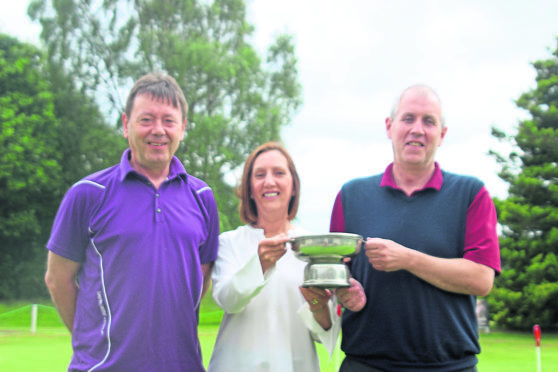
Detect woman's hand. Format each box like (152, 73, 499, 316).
(299, 286, 333, 330)
(299, 286, 332, 314)
(258, 234, 290, 273)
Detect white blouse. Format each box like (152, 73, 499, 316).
(208, 225, 340, 372)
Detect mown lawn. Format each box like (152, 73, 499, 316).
(1, 302, 557, 371)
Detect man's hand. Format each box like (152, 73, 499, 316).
(335, 278, 366, 312)
(364, 237, 411, 271)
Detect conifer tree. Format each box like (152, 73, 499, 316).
(490, 37, 558, 330)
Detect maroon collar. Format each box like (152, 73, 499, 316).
(380, 162, 443, 193)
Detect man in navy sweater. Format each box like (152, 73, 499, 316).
(330, 85, 501, 372)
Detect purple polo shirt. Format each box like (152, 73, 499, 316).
(330, 162, 501, 273)
(47, 149, 219, 371)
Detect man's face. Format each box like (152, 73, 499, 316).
(386, 89, 447, 169)
(122, 93, 186, 175)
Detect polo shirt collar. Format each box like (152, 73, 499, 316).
(380, 162, 443, 192)
(118, 149, 188, 183)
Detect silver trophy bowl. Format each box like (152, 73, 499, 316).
(290, 233, 363, 288)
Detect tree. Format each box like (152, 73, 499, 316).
(0, 33, 125, 300)
(490, 36, 558, 330)
(0, 34, 62, 299)
(45, 61, 127, 189)
(28, 0, 303, 231)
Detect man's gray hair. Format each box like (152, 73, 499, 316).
(389, 84, 446, 127)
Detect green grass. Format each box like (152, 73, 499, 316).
(2, 302, 557, 371)
(0, 330, 72, 371)
(477, 331, 558, 371)
(0, 327, 343, 372)
(0, 302, 66, 328)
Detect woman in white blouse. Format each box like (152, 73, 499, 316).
(208, 142, 365, 372)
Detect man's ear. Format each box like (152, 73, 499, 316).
(122, 113, 129, 138)
(180, 118, 188, 140)
(385, 117, 393, 139)
(438, 126, 448, 147)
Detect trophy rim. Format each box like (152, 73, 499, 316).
(292, 232, 362, 239)
(290, 232, 363, 259)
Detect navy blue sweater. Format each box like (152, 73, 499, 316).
(340, 171, 483, 371)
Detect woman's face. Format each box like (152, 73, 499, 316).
(250, 150, 294, 219)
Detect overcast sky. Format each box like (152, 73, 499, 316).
(2, 1, 558, 233)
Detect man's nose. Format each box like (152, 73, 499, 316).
(152, 119, 165, 135)
(410, 119, 425, 134)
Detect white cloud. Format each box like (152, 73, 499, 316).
(0, 2, 40, 44)
(248, 1, 558, 232)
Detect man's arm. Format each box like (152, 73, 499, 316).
(405, 249, 494, 296)
(201, 262, 214, 298)
(365, 238, 494, 296)
(45, 251, 81, 332)
(365, 186, 499, 297)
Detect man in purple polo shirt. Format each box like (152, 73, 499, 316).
(331, 85, 501, 372)
(45, 72, 219, 371)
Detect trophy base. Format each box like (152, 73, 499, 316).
(302, 262, 351, 288)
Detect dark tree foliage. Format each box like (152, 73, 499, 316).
(28, 0, 302, 232)
(0, 34, 62, 299)
(46, 62, 127, 189)
(0, 34, 125, 300)
(490, 37, 558, 330)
